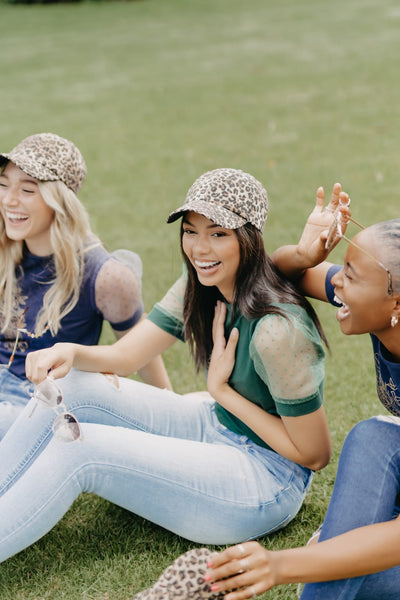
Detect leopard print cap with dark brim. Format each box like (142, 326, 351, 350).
(0, 133, 87, 194)
(167, 168, 269, 233)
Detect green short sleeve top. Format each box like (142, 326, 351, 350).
(147, 275, 325, 450)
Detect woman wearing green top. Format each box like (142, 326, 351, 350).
(0, 168, 333, 561)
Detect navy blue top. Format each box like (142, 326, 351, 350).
(1, 245, 142, 378)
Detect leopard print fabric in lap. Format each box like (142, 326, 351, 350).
(132, 548, 225, 600)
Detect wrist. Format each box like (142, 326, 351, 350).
(272, 245, 309, 280)
(207, 381, 231, 403)
(268, 550, 294, 586)
(273, 546, 317, 585)
(293, 244, 316, 271)
(58, 342, 77, 366)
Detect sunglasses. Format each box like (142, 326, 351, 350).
(325, 200, 393, 296)
(29, 378, 83, 442)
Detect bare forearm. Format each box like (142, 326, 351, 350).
(70, 341, 130, 375)
(271, 245, 309, 279)
(275, 520, 400, 585)
(72, 325, 175, 377)
(209, 522, 400, 600)
(209, 384, 328, 469)
(26, 320, 177, 384)
(137, 356, 173, 390)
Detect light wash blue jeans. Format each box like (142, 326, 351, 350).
(301, 416, 400, 600)
(0, 366, 34, 440)
(0, 369, 313, 562)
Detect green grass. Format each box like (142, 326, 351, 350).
(0, 0, 399, 597)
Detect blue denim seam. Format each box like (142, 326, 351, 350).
(0, 426, 53, 496)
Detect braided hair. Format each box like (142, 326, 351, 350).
(370, 219, 400, 295)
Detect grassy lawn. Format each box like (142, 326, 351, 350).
(0, 0, 399, 597)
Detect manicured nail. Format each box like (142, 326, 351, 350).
(210, 584, 220, 591)
(206, 560, 214, 568)
(204, 573, 211, 581)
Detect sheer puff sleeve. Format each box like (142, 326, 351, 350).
(250, 307, 325, 416)
(94, 250, 143, 331)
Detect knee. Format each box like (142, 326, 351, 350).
(60, 370, 111, 405)
(344, 416, 399, 456)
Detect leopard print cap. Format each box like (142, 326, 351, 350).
(167, 168, 269, 232)
(0, 133, 87, 194)
(132, 548, 225, 600)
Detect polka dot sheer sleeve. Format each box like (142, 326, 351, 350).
(95, 251, 143, 327)
(250, 310, 325, 407)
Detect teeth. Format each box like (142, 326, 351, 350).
(334, 294, 344, 306)
(334, 294, 350, 323)
(195, 260, 219, 268)
(6, 212, 28, 221)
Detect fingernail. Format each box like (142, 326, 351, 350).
(204, 573, 211, 581)
(206, 561, 213, 568)
(210, 584, 220, 591)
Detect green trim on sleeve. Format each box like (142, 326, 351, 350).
(275, 385, 323, 417)
(147, 305, 185, 342)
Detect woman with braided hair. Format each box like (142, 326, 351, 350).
(201, 204, 400, 599)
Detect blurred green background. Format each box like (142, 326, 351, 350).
(0, 0, 399, 598)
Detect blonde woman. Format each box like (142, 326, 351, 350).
(0, 133, 170, 438)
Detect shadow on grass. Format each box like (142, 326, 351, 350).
(0, 491, 325, 599)
(0, 494, 204, 599)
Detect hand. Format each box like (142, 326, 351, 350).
(25, 342, 76, 384)
(205, 542, 278, 599)
(207, 301, 239, 399)
(296, 183, 350, 267)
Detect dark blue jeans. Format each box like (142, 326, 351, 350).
(301, 416, 400, 600)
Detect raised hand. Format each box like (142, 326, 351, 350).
(207, 301, 239, 400)
(296, 183, 350, 267)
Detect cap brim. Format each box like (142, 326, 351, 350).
(0, 152, 57, 183)
(167, 199, 247, 230)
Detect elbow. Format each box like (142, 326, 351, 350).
(300, 440, 332, 471)
(305, 448, 332, 471)
(114, 364, 137, 378)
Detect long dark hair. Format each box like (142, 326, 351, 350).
(181, 220, 327, 371)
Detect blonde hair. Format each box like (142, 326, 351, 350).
(0, 175, 101, 335)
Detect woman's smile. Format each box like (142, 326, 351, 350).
(333, 294, 350, 323)
(194, 259, 221, 273)
(182, 211, 240, 302)
(5, 210, 30, 227)
(0, 162, 55, 255)
(331, 230, 396, 338)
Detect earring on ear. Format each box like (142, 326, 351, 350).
(391, 315, 399, 328)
